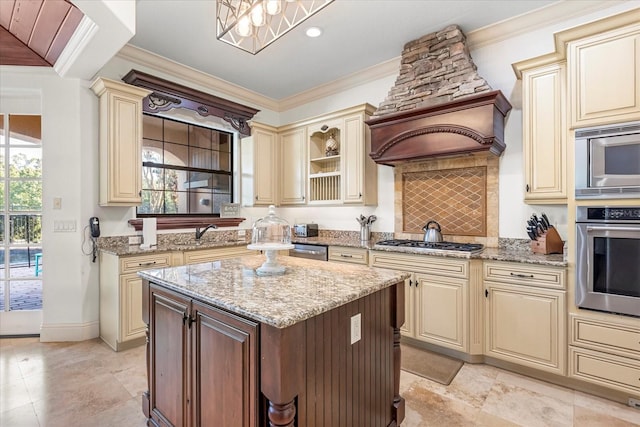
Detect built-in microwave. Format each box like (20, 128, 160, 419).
(575, 121, 640, 199)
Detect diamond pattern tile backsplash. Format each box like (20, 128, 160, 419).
(403, 166, 486, 236)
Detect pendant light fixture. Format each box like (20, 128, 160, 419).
(216, 0, 334, 54)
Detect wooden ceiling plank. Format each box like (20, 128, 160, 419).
(9, 0, 43, 44)
(0, 0, 16, 29)
(0, 26, 48, 66)
(45, 5, 82, 65)
(29, 0, 71, 58)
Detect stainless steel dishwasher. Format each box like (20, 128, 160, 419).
(289, 243, 328, 261)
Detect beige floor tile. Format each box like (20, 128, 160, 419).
(574, 391, 640, 426)
(574, 405, 640, 426)
(403, 382, 519, 426)
(0, 376, 32, 414)
(482, 380, 574, 427)
(0, 402, 40, 427)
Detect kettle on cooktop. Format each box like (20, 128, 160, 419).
(422, 220, 443, 243)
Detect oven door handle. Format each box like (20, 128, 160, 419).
(586, 226, 640, 233)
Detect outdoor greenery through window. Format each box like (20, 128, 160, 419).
(139, 114, 234, 216)
(0, 114, 43, 312)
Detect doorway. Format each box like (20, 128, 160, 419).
(0, 114, 43, 336)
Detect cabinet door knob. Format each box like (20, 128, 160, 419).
(526, 184, 530, 192)
(485, 289, 489, 298)
(255, 195, 258, 200)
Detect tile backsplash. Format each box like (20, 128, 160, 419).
(394, 152, 500, 247)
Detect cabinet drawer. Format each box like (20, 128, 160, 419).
(569, 346, 640, 395)
(370, 251, 468, 279)
(570, 315, 640, 359)
(120, 253, 172, 274)
(484, 262, 565, 289)
(329, 246, 368, 265)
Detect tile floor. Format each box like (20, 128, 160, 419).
(1, 337, 639, 426)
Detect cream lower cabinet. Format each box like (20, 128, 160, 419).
(100, 245, 251, 351)
(568, 22, 640, 127)
(328, 246, 368, 265)
(569, 314, 640, 396)
(483, 261, 566, 375)
(100, 251, 173, 351)
(370, 251, 482, 354)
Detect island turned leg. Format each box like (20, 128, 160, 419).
(392, 281, 406, 425)
(267, 400, 296, 426)
(261, 322, 305, 427)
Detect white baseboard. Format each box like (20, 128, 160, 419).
(39, 320, 100, 342)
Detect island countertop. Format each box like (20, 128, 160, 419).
(138, 254, 410, 329)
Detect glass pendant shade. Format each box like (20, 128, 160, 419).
(216, 0, 334, 54)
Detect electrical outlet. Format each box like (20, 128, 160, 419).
(237, 229, 246, 241)
(350, 313, 361, 344)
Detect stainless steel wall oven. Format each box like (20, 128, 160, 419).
(576, 206, 640, 317)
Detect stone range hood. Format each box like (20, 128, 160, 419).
(365, 25, 512, 166)
(366, 90, 512, 166)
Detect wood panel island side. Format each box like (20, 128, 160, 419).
(138, 255, 409, 427)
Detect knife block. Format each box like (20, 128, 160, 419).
(530, 227, 564, 255)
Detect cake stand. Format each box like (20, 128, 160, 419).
(247, 242, 294, 275)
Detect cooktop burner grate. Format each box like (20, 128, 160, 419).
(376, 239, 484, 252)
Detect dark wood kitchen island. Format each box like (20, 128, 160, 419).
(138, 255, 409, 427)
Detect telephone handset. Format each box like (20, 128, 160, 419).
(90, 217, 100, 238)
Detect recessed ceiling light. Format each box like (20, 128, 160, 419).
(306, 27, 323, 38)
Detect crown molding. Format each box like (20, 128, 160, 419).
(116, 44, 280, 111)
(115, 2, 637, 113)
(278, 57, 401, 111)
(54, 16, 99, 78)
(466, 1, 629, 50)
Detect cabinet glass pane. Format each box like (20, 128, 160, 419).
(143, 115, 163, 141)
(163, 120, 188, 144)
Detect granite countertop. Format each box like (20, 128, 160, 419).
(293, 236, 567, 267)
(99, 239, 248, 256)
(138, 255, 409, 329)
(100, 231, 566, 267)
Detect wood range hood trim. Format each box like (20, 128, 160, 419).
(366, 90, 512, 166)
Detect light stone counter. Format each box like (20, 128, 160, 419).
(138, 254, 409, 329)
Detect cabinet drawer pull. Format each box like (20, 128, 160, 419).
(138, 261, 157, 267)
(510, 272, 534, 278)
(340, 254, 353, 258)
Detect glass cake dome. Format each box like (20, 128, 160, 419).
(247, 205, 294, 275)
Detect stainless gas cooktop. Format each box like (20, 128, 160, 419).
(375, 239, 484, 254)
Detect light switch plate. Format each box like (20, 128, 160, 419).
(350, 313, 362, 344)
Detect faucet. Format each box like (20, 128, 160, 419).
(195, 224, 217, 242)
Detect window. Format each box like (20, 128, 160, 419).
(138, 114, 234, 216)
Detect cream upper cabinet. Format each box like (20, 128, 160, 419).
(343, 111, 377, 205)
(568, 23, 640, 128)
(242, 122, 278, 206)
(483, 261, 566, 375)
(90, 78, 151, 206)
(519, 62, 567, 204)
(279, 126, 307, 205)
(307, 104, 377, 206)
